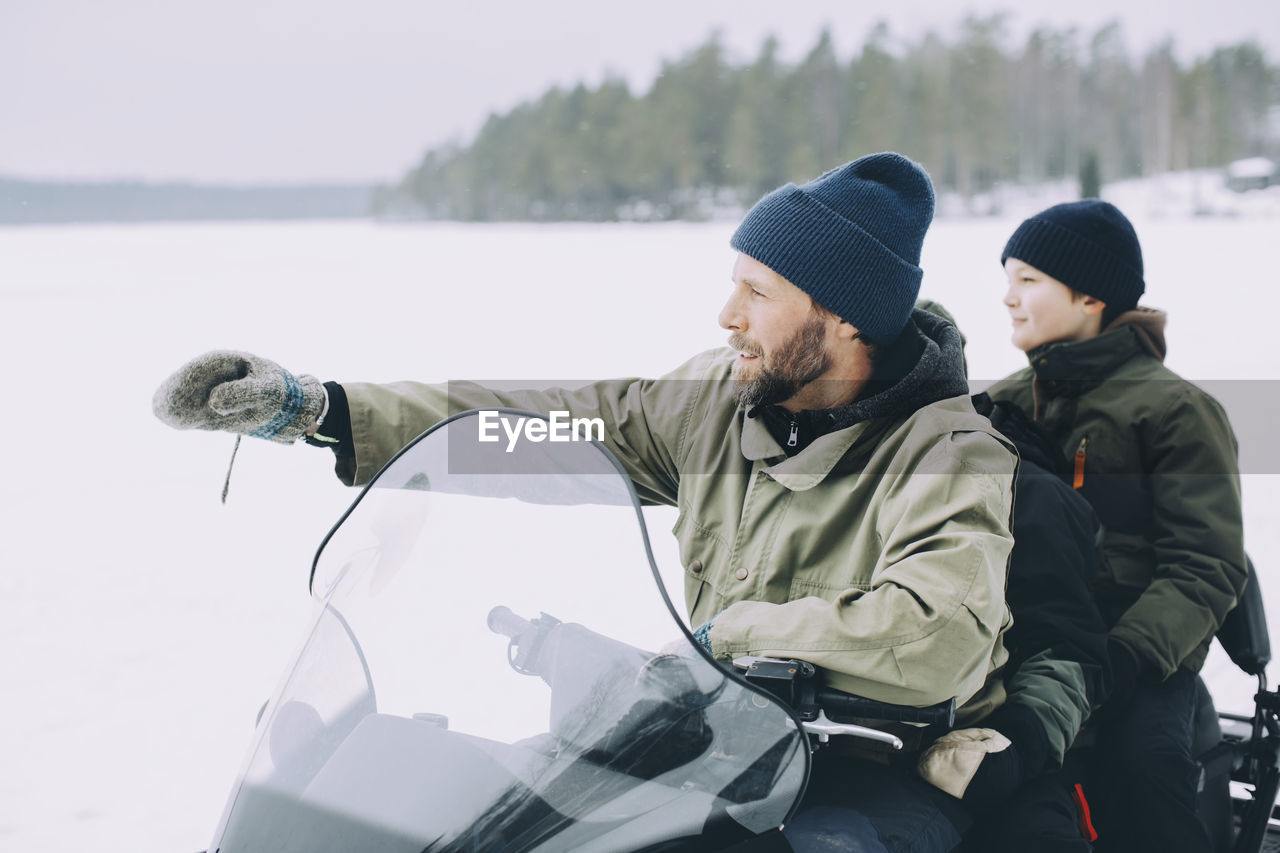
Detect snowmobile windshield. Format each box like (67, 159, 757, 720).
(209, 409, 808, 853)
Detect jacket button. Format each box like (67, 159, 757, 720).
(734, 567, 749, 580)
(1038, 358, 1048, 367)
(689, 560, 704, 574)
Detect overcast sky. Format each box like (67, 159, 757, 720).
(4, 0, 1278, 184)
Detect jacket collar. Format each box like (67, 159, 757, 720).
(1111, 306, 1167, 361)
(740, 307, 970, 489)
(742, 413, 876, 490)
(1025, 307, 1168, 386)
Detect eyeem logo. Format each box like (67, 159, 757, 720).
(477, 411, 606, 452)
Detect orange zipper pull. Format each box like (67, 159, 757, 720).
(1073, 436, 1089, 490)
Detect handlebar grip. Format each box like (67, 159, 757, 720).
(814, 688, 956, 727)
(487, 606, 532, 638)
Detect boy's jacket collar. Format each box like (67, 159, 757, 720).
(1025, 307, 1168, 388)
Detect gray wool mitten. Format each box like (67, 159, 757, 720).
(152, 350, 325, 443)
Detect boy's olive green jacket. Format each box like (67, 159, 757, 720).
(338, 347, 1017, 717)
(987, 309, 1247, 678)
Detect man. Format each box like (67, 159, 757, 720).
(155, 153, 1018, 851)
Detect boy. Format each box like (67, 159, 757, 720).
(985, 200, 1247, 851)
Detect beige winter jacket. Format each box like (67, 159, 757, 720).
(339, 346, 1016, 717)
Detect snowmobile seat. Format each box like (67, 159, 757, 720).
(1217, 555, 1271, 678)
(1192, 556, 1280, 853)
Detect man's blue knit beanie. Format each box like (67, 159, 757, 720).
(729, 152, 935, 343)
(1001, 200, 1145, 311)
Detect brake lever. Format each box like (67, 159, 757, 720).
(800, 709, 904, 750)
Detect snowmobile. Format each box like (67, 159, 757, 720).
(201, 409, 1280, 852)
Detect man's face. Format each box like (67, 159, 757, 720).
(1003, 257, 1102, 352)
(720, 254, 836, 409)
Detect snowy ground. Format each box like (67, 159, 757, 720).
(0, 215, 1277, 852)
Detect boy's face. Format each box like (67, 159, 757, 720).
(1002, 257, 1103, 352)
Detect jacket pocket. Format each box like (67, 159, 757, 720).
(789, 577, 868, 602)
(673, 510, 720, 621)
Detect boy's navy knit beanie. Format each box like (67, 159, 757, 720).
(1001, 200, 1145, 310)
(730, 152, 935, 343)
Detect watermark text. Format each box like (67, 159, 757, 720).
(477, 410, 606, 452)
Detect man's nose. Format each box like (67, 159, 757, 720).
(719, 294, 744, 331)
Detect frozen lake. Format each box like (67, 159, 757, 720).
(1, 217, 1277, 852)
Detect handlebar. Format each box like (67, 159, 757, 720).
(487, 605, 533, 638)
(733, 656, 957, 732)
(489, 609, 956, 752)
(488, 605, 562, 675)
(814, 688, 956, 728)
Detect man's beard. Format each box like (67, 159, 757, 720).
(730, 312, 832, 409)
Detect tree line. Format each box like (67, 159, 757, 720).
(375, 16, 1279, 221)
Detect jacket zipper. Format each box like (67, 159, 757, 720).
(787, 421, 799, 448)
(1073, 436, 1089, 490)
